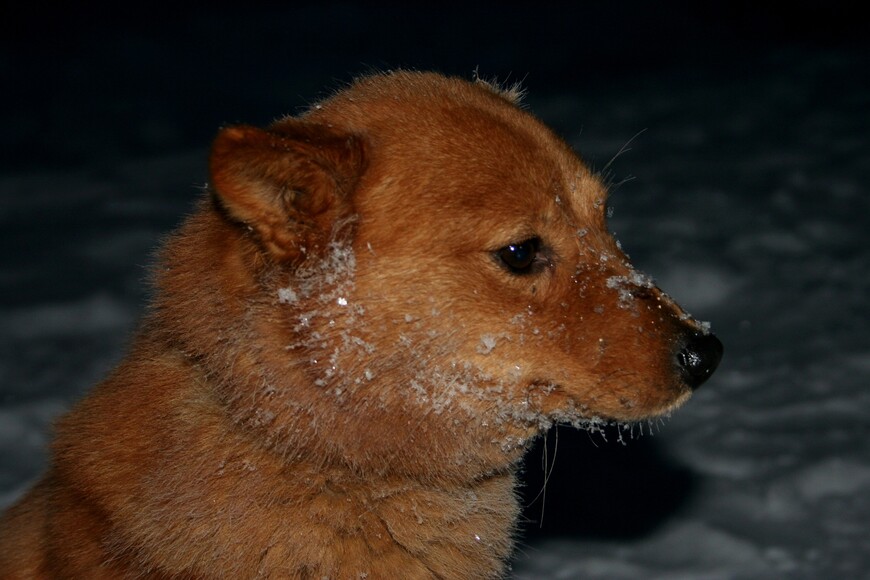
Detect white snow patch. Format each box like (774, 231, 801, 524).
(794, 459, 870, 501)
(277, 286, 298, 304)
(276, 240, 377, 393)
(656, 265, 736, 311)
(606, 270, 654, 309)
(477, 333, 498, 355)
(0, 399, 67, 507)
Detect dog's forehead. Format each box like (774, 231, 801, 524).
(311, 72, 605, 226)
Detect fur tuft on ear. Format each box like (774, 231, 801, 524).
(209, 121, 366, 263)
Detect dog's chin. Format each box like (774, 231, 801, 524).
(603, 388, 695, 425)
(657, 389, 694, 416)
(523, 379, 694, 428)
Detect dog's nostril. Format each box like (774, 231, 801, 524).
(677, 332, 723, 390)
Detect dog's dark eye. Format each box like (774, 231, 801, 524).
(496, 238, 541, 274)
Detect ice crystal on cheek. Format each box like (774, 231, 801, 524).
(277, 241, 374, 391)
(679, 312, 712, 335)
(477, 334, 498, 355)
(277, 287, 298, 304)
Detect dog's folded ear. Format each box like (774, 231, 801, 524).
(209, 121, 366, 263)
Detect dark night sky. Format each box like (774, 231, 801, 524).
(2, 2, 865, 173)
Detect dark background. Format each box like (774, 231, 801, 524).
(3, 2, 865, 172)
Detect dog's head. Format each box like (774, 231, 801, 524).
(194, 71, 721, 478)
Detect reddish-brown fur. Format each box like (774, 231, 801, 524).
(0, 71, 713, 578)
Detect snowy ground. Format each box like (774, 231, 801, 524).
(2, 10, 869, 578)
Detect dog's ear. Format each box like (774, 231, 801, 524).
(209, 121, 366, 263)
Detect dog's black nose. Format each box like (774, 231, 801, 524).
(677, 332, 723, 390)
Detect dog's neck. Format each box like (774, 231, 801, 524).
(57, 343, 519, 577)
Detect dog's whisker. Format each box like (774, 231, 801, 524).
(599, 128, 648, 177)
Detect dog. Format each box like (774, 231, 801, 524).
(0, 71, 722, 578)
